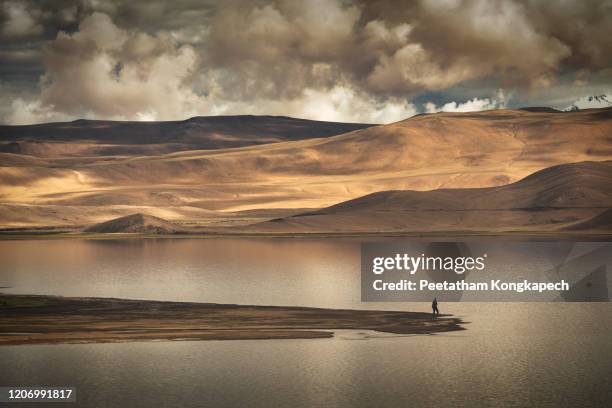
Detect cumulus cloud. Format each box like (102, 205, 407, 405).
(4, 98, 72, 125)
(36, 12, 209, 121)
(425, 90, 510, 113)
(1, 0, 611, 124)
(400, 0, 571, 90)
(7, 9, 414, 124)
(216, 86, 416, 123)
(0, 1, 44, 38)
(425, 97, 497, 113)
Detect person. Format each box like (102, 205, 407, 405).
(432, 297, 439, 317)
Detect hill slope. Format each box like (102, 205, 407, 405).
(0, 115, 374, 157)
(252, 161, 612, 233)
(1, 108, 611, 227)
(84, 213, 181, 234)
(563, 209, 612, 231)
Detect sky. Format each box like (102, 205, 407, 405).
(1, 0, 611, 125)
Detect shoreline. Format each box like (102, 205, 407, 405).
(1, 230, 610, 241)
(0, 294, 464, 346)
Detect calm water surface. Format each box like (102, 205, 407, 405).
(1, 238, 611, 407)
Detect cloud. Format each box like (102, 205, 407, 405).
(1, 0, 611, 124)
(0, 1, 43, 39)
(7, 8, 414, 124)
(33, 12, 211, 121)
(425, 90, 509, 113)
(425, 98, 496, 113)
(215, 85, 417, 123)
(4, 98, 72, 125)
(404, 0, 572, 89)
(201, 0, 574, 101)
(203, 0, 362, 101)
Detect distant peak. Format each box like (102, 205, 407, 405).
(565, 94, 612, 111)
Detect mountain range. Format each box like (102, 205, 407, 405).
(1, 107, 611, 234)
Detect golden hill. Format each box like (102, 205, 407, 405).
(1, 108, 611, 227)
(252, 161, 612, 233)
(84, 213, 181, 234)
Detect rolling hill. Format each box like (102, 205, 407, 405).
(0, 115, 374, 157)
(563, 208, 612, 232)
(252, 161, 612, 233)
(1, 108, 611, 228)
(84, 213, 181, 234)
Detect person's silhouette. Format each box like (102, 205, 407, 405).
(432, 298, 439, 317)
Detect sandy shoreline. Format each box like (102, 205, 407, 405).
(1, 231, 610, 241)
(0, 294, 463, 346)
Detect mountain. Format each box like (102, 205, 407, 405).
(0, 115, 374, 157)
(566, 95, 612, 111)
(1, 108, 611, 228)
(251, 161, 612, 233)
(84, 213, 182, 234)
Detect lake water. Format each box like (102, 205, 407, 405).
(1, 238, 611, 407)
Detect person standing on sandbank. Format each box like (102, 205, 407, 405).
(432, 298, 439, 317)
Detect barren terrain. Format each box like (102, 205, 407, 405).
(1, 108, 611, 230)
(252, 161, 612, 233)
(0, 294, 463, 345)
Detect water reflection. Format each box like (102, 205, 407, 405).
(1, 239, 611, 407)
(0, 303, 610, 407)
(0, 238, 360, 307)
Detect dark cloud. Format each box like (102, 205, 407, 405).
(1, 0, 611, 124)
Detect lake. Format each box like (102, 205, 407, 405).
(1, 238, 611, 407)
